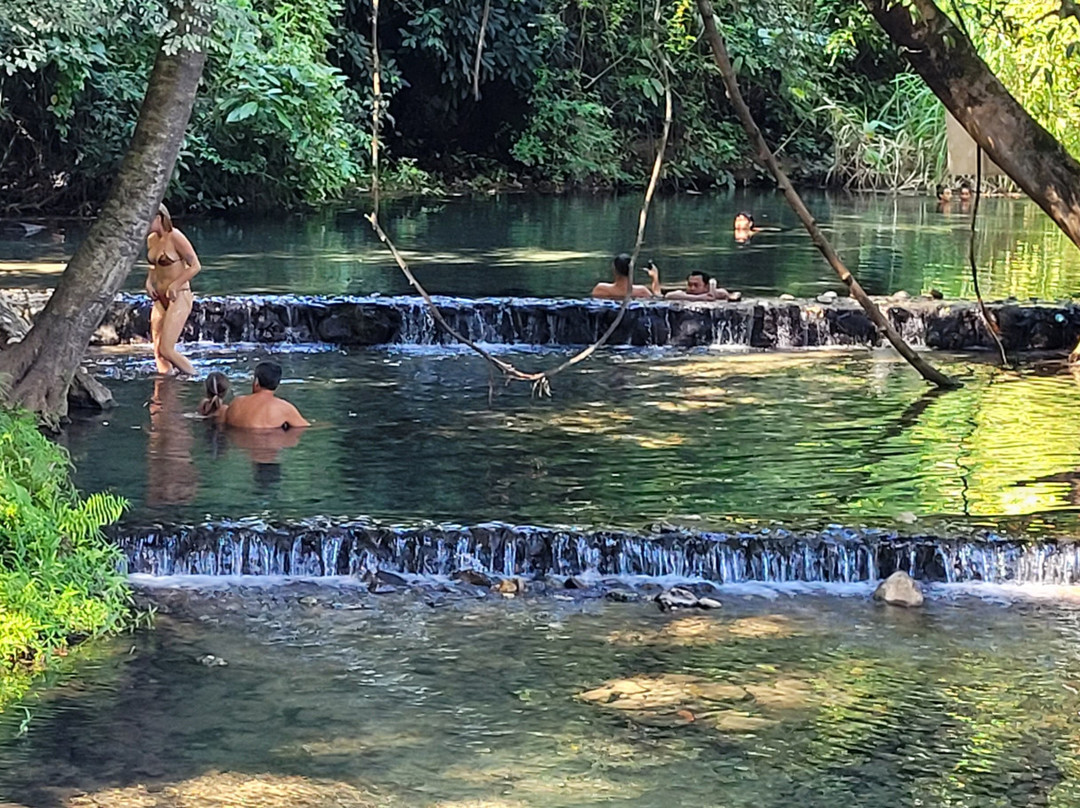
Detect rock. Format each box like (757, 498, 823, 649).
(493, 577, 525, 596)
(779, 293, 796, 301)
(564, 576, 591, 590)
(816, 291, 838, 304)
(656, 586, 699, 610)
(893, 511, 918, 525)
(369, 583, 398, 595)
(452, 569, 494, 588)
(889, 290, 911, 301)
(197, 654, 227, 667)
(873, 571, 925, 608)
(697, 597, 723, 610)
(929, 288, 944, 300)
(605, 589, 641, 603)
(68, 367, 116, 411)
(298, 596, 319, 607)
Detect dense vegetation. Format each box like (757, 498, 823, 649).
(0, 410, 131, 708)
(0, 0, 1077, 213)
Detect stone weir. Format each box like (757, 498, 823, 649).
(114, 520, 1080, 585)
(87, 292, 1080, 351)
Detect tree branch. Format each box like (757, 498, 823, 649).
(695, 0, 959, 388)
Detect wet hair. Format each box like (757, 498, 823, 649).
(612, 253, 632, 277)
(935, 184, 944, 197)
(734, 211, 755, 228)
(254, 361, 282, 391)
(156, 202, 173, 232)
(959, 180, 972, 191)
(197, 371, 230, 416)
(688, 270, 712, 284)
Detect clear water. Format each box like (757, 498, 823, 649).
(3, 191, 1080, 301)
(64, 346, 1080, 531)
(3, 589, 1080, 807)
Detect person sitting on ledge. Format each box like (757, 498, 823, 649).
(665, 270, 742, 302)
(591, 253, 661, 299)
(224, 361, 309, 430)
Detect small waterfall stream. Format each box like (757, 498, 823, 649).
(88, 293, 1079, 351)
(114, 521, 1080, 585)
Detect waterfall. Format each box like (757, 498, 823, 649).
(87, 293, 1075, 352)
(113, 521, 1080, 585)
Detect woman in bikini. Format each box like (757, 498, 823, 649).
(146, 203, 200, 375)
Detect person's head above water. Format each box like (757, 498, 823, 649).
(198, 371, 230, 416)
(733, 211, 754, 230)
(936, 184, 952, 202)
(149, 202, 173, 236)
(253, 361, 283, 392)
(959, 181, 972, 201)
(686, 271, 712, 295)
(612, 253, 632, 278)
(205, 371, 229, 398)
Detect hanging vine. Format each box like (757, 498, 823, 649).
(365, 0, 672, 396)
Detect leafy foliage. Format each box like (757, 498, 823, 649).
(0, 410, 131, 675)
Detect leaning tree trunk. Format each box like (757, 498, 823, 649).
(0, 0, 210, 424)
(862, 0, 1080, 250)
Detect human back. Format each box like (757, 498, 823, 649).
(224, 362, 309, 430)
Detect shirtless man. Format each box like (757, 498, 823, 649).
(664, 270, 740, 301)
(591, 253, 661, 299)
(223, 362, 310, 430)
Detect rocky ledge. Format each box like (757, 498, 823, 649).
(4, 289, 1076, 352)
(112, 519, 1080, 585)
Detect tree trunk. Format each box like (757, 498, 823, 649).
(862, 0, 1080, 249)
(695, 0, 959, 388)
(0, 0, 210, 425)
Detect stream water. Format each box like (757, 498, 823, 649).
(4, 589, 1080, 807)
(64, 346, 1080, 531)
(3, 191, 1080, 300)
(4, 192, 1080, 806)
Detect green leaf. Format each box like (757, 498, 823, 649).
(226, 101, 259, 123)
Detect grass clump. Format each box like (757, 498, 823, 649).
(0, 410, 132, 683)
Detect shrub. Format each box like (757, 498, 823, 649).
(0, 411, 131, 674)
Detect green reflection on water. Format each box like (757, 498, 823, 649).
(4, 192, 1080, 301)
(58, 348, 1080, 531)
(2, 593, 1080, 807)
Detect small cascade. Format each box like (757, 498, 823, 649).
(113, 521, 1080, 585)
(84, 293, 1080, 352)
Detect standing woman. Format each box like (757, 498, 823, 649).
(146, 203, 200, 375)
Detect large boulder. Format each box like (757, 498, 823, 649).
(872, 570, 925, 608)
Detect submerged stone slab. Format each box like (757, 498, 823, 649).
(112, 519, 1080, 585)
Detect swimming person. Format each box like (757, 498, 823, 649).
(224, 361, 310, 430)
(664, 270, 741, 302)
(733, 211, 759, 244)
(197, 371, 231, 419)
(146, 203, 200, 375)
(591, 253, 661, 299)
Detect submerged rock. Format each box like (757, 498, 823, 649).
(873, 570, 925, 607)
(197, 654, 227, 667)
(452, 569, 494, 588)
(656, 586, 702, 610)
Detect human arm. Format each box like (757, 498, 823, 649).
(145, 269, 158, 301)
(645, 262, 661, 296)
(283, 402, 310, 428)
(165, 229, 202, 300)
